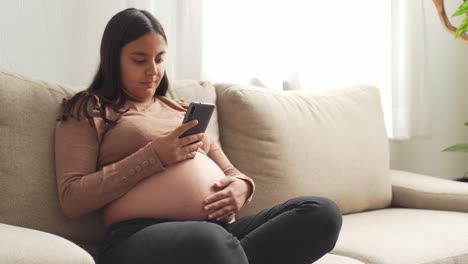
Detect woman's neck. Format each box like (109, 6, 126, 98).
(124, 96, 156, 111)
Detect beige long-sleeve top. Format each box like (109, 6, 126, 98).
(55, 95, 255, 219)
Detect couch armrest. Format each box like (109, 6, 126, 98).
(0, 223, 94, 264)
(391, 169, 468, 213)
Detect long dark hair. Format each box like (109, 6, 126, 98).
(58, 8, 169, 126)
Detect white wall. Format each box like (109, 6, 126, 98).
(390, 0, 468, 179)
(0, 0, 185, 87)
(0, 0, 76, 85)
(0, 0, 130, 87)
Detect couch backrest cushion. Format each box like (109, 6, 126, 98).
(167, 80, 221, 146)
(0, 71, 105, 254)
(214, 83, 391, 216)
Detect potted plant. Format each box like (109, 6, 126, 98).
(433, 1, 468, 181)
(433, 0, 468, 43)
(443, 122, 468, 152)
(440, 0, 468, 153)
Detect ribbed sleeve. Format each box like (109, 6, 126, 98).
(55, 117, 165, 219)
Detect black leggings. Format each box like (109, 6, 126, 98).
(97, 196, 342, 264)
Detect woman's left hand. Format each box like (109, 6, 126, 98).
(203, 176, 249, 222)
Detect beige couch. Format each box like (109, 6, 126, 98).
(2, 70, 468, 264)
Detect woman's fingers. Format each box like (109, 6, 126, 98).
(174, 139, 202, 162)
(182, 151, 197, 160)
(204, 195, 238, 220)
(204, 195, 231, 211)
(173, 119, 198, 138)
(217, 213, 234, 222)
(177, 133, 204, 147)
(181, 141, 203, 154)
(153, 121, 204, 165)
(209, 205, 235, 220)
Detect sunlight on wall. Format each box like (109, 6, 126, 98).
(203, 0, 392, 132)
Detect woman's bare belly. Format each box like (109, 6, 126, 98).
(103, 153, 226, 228)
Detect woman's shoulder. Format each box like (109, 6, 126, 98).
(65, 93, 122, 120)
(156, 96, 189, 111)
(57, 93, 114, 143)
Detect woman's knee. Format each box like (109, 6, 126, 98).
(291, 196, 343, 243)
(175, 221, 248, 264)
(178, 221, 237, 249)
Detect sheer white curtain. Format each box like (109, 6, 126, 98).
(150, 0, 204, 80)
(200, 0, 430, 139)
(391, 0, 431, 140)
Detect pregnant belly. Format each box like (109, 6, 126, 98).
(102, 153, 226, 228)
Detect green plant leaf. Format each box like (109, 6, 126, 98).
(452, 1, 468, 17)
(455, 16, 468, 38)
(443, 144, 468, 152)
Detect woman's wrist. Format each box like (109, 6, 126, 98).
(235, 177, 252, 204)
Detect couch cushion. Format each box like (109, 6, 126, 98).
(0, 71, 105, 255)
(333, 208, 468, 264)
(315, 254, 365, 264)
(391, 169, 468, 213)
(215, 83, 391, 216)
(0, 223, 94, 264)
(167, 80, 221, 146)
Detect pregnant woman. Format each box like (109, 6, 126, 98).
(54, 8, 342, 264)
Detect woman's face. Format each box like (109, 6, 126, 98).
(120, 32, 166, 102)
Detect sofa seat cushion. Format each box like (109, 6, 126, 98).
(333, 208, 468, 264)
(315, 253, 365, 264)
(215, 83, 391, 217)
(0, 223, 94, 264)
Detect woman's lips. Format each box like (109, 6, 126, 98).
(141, 81, 155, 88)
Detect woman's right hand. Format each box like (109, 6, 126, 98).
(151, 119, 205, 167)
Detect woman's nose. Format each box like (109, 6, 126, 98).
(146, 62, 158, 76)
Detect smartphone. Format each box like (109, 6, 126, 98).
(179, 102, 215, 140)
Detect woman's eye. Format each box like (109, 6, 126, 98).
(155, 58, 164, 64)
(134, 60, 145, 64)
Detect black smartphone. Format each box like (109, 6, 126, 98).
(179, 102, 215, 140)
